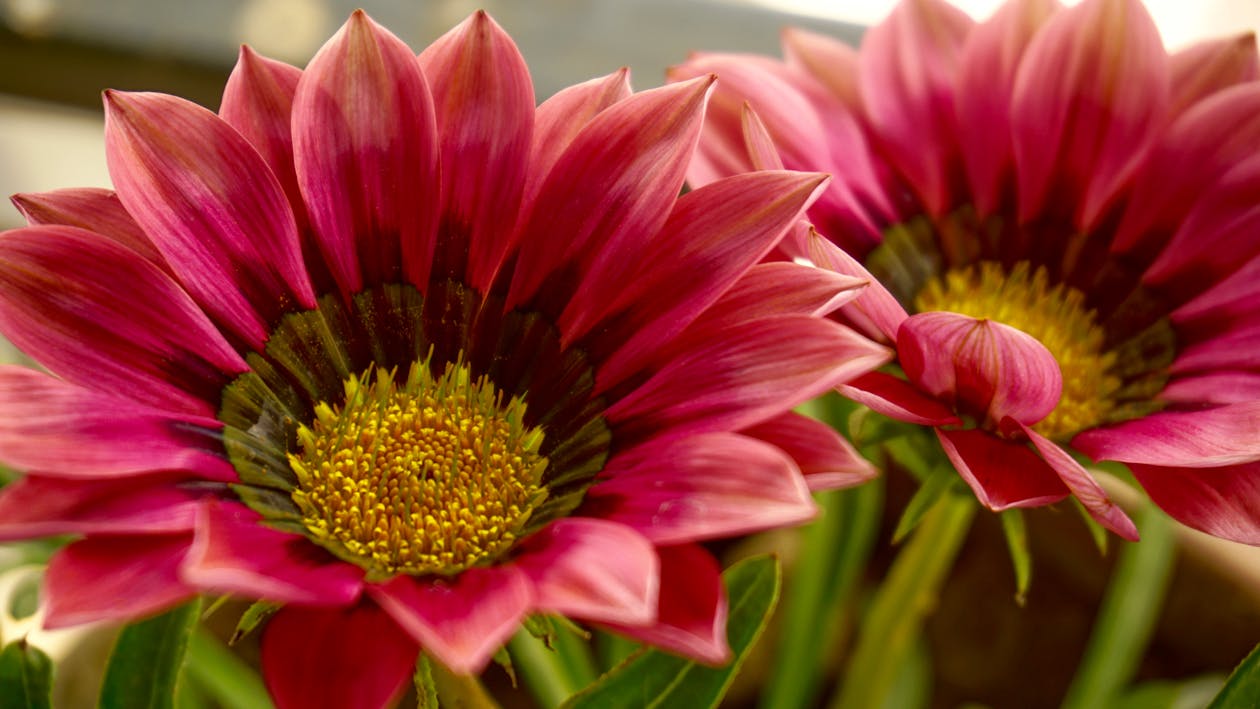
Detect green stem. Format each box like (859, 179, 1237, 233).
(507, 628, 583, 709)
(184, 628, 273, 709)
(1061, 502, 1176, 709)
(429, 661, 501, 709)
(830, 493, 976, 709)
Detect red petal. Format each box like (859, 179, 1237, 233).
(1024, 424, 1138, 540)
(1072, 403, 1260, 468)
(43, 534, 195, 629)
(526, 68, 631, 207)
(11, 188, 167, 271)
(1131, 461, 1260, 545)
(742, 411, 878, 490)
(839, 371, 961, 427)
(936, 427, 1068, 510)
(0, 474, 201, 541)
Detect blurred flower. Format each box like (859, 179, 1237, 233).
(674, 0, 1260, 542)
(0, 10, 889, 707)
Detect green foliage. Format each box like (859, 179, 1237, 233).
(1208, 643, 1260, 709)
(100, 600, 201, 709)
(0, 638, 53, 709)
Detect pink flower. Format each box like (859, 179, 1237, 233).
(673, 0, 1260, 543)
(0, 10, 890, 707)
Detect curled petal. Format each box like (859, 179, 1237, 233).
(43, 534, 195, 629)
(936, 428, 1068, 510)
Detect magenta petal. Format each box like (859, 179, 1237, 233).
(293, 10, 440, 295)
(1023, 424, 1138, 540)
(589, 432, 816, 544)
(0, 475, 200, 541)
(419, 11, 534, 291)
(262, 603, 417, 709)
(1161, 371, 1260, 406)
(935, 428, 1069, 510)
(783, 226, 907, 343)
(600, 544, 730, 665)
(515, 518, 658, 626)
(782, 27, 862, 110)
(1170, 323, 1260, 374)
(104, 90, 314, 347)
(899, 312, 1062, 428)
(0, 366, 232, 480)
(1131, 461, 1260, 545)
(684, 260, 867, 334)
(742, 411, 877, 490)
(1168, 32, 1260, 118)
(43, 534, 195, 629)
(182, 500, 363, 605)
(526, 68, 631, 207)
(1072, 403, 1260, 468)
(1011, 0, 1169, 229)
(839, 371, 961, 427)
(11, 188, 167, 270)
(370, 565, 533, 674)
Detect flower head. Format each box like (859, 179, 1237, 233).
(673, 0, 1260, 542)
(0, 10, 889, 706)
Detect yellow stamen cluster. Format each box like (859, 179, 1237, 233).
(288, 360, 547, 577)
(914, 261, 1121, 439)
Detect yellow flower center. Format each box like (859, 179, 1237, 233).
(288, 358, 548, 578)
(914, 261, 1121, 439)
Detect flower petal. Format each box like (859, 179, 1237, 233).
(1131, 461, 1260, 545)
(104, 90, 314, 347)
(839, 371, 962, 426)
(293, 9, 440, 295)
(589, 432, 817, 544)
(10, 188, 167, 270)
(369, 565, 533, 674)
(935, 428, 1069, 510)
(742, 411, 878, 490)
(681, 260, 867, 336)
(262, 603, 417, 709)
(1168, 32, 1260, 118)
(600, 544, 730, 665)
(0, 226, 246, 416)
(526, 68, 631, 207)
(1023, 424, 1138, 539)
(1072, 403, 1260, 468)
(419, 11, 534, 291)
(43, 534, 195, 629)
(182, 500, 363, 605)
(782, 26, 862, 111)
(0, 474, 201, 541)
(515, 518, 658, 626)
(1161, 371, 1260, 406)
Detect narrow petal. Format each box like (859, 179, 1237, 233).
(1161, 371, 1260, 406)
(419, 11, 534, 290)
(741, 105, 786, 171)
(1171, 252, 1260, 328)
(293, 9, 440, 294)
(1011, 0, 1169, 229)
(506, 76, 714, 312)
(589, 432, 817, 544)
(600, 544, 730, 665)
(838, 371, 962, 426)
(515, 518, 658, 626)
(1024, 424, 1138, 539)
(699, 261, 868, 322)
(43, 534, 195, 629)
(526, 68, 631, 207)
(104, 90, 314, 347)
(0, 475, 202, 541)
(1170, 323, 1260, 374)
(1168, 32, 1260, 118)
(859, 0, 974, 216)
(262, 604, 417, 709)
(1131, 461, 1260, 545)
(0, 227, 246, 416)
(182, 501, 363, 605)
(936, 428, 1069, 510)
(1072, 403, 1260, 468)
(370, 565, 533, 674)
(782, 27, 863, 110)
(10, 188, 167, 270)
(742, 411, 878, 490)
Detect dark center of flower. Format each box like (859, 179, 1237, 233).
(288, 359, 547, 577)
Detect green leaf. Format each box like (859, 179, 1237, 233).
(0, 638, 53, 709)
(999, 509, 1031, 605)
(892, 467, 954, 543)
(184, 628, 273, 709)
(231, 601, 281, 645)
(100, 599, 202, 709)
(1209, 643, 1260, 709)
(563, 554, 781, 709)
(1119, 675, 1225, 709)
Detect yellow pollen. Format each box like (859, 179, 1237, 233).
(914, 261, 1121, 439)
(287, 359, 547, 577)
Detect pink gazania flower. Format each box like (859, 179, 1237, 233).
(0, 10, 889, 707)
(672, 0, 1260, 543)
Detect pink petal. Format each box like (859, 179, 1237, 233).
(369, 565, 533, 674)
(589, 432, 816, 544)
(1023, 424, 1138, 540)
(1011, 0, 1169, 229)
(182, 500, 363, 605)
(742, 411, 878, 490)
(104, 90, 314, 348)
(1072, 403, 1260, 468)
(1171, 251, 1260, 327)
(262, 603, 417, 709)
(10, 188, 167, 270)
(1168, 32, 1260, 118)
(1161, 371, 1260, 406)
(1130, 461, 1260, 545)
(838, 371, 962, 426)
(1171, 323, 1260, 374)
(505, 76, 714, 312)
(685, 261, 868, 332)
(935, 428, 1069, 510)
(526, 68, 631, 207)
(955, 0, 1060, 216)
(859, 0, 974, 216)
(781, 27, 863, 111)
(600, 544, 730, 665)
(899, 312, 1063, 428)
(0, 226, 246, 417)
(419, 11, 534, 291)
(606, 315, 890, 439)
(0, 474, 201, 541)
(293, 9, 440, 295)
(43, 534, 195, 629)
(515, 518, 658, 626)
(741, 105, 786, 171)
